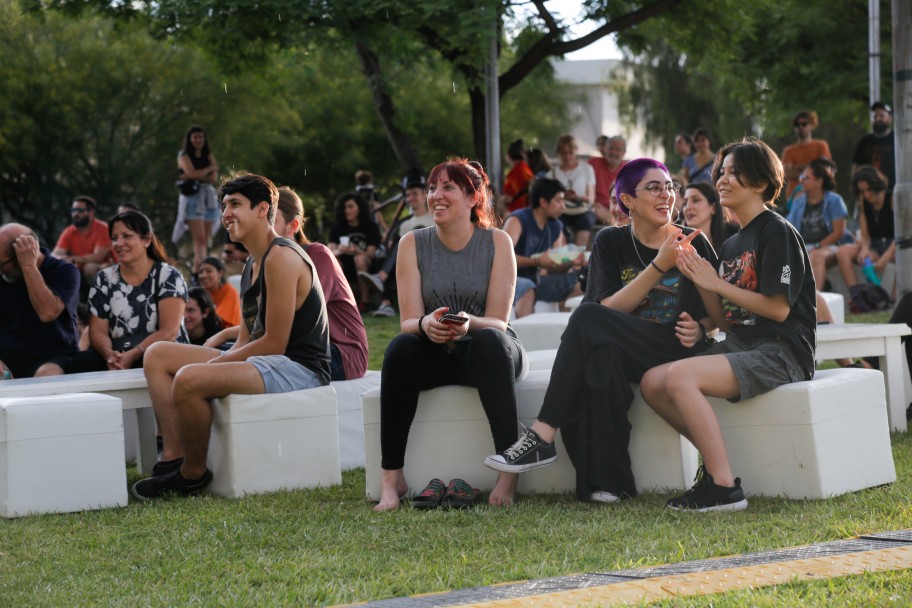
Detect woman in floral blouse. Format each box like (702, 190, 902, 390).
(38, 211, 188, 375)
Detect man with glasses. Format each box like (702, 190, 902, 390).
(51, 195, 114, 287)
(0, 224, 80, 379)
(781, 110, 832, 201)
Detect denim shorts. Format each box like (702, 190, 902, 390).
(536, 272, 579, 302)
(181, 184, 220, 222)
(871, 237, 893, 256)
(514, 277, 537, 302)
(247, 355, 324, 393)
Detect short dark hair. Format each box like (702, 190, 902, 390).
(712, 137, 784, 205)
(218, 172, 279, 224)
(792, 110, 819, 128)
(73, 195, 96, 211)
(529, 178, 565, 209)
(614, 158, 671, 216)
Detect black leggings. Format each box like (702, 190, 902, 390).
(379, 328, 526, 470)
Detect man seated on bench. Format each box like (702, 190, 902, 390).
(132, 173, 331, 501)
(0, 224, 80, 379)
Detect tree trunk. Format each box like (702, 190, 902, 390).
(469, 86, 488, 166)
(354, 41, 424, 175)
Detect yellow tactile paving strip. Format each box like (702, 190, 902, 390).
(452, 546, 912, 607)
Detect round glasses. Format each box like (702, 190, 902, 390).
(634, 182, 677, 197)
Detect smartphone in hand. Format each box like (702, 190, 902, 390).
(439, 313, 469, 326)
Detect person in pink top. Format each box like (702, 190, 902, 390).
(203, 187, 368, 381)
(589, 135, 627, 225)
(52, 195, 114, 286)
(781, 110, 831, 200)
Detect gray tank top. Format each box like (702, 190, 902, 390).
(415, 226, 494, 316)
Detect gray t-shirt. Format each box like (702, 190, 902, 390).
(414, 226, 494, 317)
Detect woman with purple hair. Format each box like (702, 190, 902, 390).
(485, 158, 718, 503)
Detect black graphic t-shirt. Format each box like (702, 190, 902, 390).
(799, 203, 829, 245)
(585, 224, 715, 325)
(717, 210, 816, 377)
(328, 221, 381, 252)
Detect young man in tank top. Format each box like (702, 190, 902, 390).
(132, 173, 330, 501)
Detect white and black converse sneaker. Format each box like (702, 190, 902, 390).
(484, 426, 557, 473)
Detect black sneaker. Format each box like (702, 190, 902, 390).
(667, 465, 748, 512)
(131, 469, 213, 501)
(151, 457, 184, 477)
(484, 426, 557, 473)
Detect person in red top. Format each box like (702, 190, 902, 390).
(52, 195, 114, 286)
(781, 110, 831, 200)
(502, 139, 534, 214)
(589, 135, 627, 225)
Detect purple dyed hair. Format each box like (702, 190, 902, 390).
(614, 158, 671, 216)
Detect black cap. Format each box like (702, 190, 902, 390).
(401, 170, 426, 191)
(871, 101, 892, 114)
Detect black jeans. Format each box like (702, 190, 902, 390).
(379, 328, 526, 470)
(537, 303, 702, 498)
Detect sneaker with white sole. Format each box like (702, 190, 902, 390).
(484, 425, 557, 473)
(666, 465, 748, 512)
(589, 490, 620, 504)
(372, 303, 397, 317)
(358, 271, 384, 294)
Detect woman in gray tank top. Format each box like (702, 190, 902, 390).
(375, 159, 528, 511)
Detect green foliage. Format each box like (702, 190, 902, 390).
(0, 1, 297, 246)
(611, 0, 893, 189)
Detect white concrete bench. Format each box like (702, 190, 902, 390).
(511, 312, 572, 351)
(208, 385, 341, 497)
(816, 323, 911, 431)
(0, 368, 379, 473)
(0, 393, 127, 517)
(363, 370, 698, 501)
(0, 370, 156, 472)
(820, 291, 845, 325)
(363, 367, 895, 502)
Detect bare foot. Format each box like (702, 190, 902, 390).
(374, 469, 408, 512)
(489, 472, 518, 506)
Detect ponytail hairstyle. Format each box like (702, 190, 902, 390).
(277, 187, 311, 246)
(108, 210, 169, 263)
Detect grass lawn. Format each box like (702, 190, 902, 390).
(2, 311, 910, 606)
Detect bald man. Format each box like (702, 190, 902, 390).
(0, 223, 80, 378)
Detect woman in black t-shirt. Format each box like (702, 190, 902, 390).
(642, 138, 816, 513)
(328, 192, 381, 313)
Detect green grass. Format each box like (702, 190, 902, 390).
(1, 310, 909, 607)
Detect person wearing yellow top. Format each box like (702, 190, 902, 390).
(197, 256, 240, 327)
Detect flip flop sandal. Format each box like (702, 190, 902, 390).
(412, 478, 446, 508)
(442, 478, 481, 508)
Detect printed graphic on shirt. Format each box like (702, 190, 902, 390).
(720, 250, 758, 326)
(430, 283, 485, 318)
(621, 265, 683, 325)
(781, 264, 791, 285)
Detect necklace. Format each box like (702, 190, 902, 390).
(630, 223, 650, 269)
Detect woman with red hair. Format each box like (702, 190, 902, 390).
(375, 159, 528, 511)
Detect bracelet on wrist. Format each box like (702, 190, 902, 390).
(136, 344, 146, 354)
(417, 315, 428, 340)
(650, 260, 667, 274)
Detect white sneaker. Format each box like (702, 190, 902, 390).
(372, 303, 397, 317)
(589, 491, 619, 504)
(358, 271, 384, 293)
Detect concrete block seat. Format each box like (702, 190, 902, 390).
(511, 312, 572, 351)
(362, 370, 697, 501)
(0, 393, 127, 517)
(707, 367, 895, 499)
(207, 384, 341, 498)
(819, 291, 845, 325)
(333, 371, 381, 470)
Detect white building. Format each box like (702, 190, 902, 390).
(551, 58, 659, 160)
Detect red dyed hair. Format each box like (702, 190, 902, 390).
(426, 158, 499, 228)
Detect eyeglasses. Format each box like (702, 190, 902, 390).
(634, 182, 677, 197)
(0, 257, 13, 268)
(71, 208, 88, 214)
(794, 122, 810, 128)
